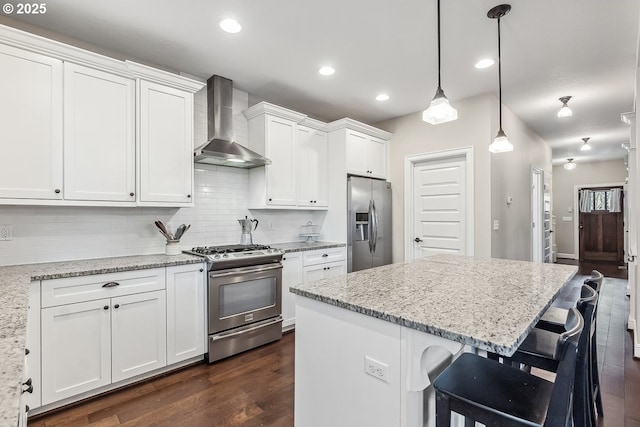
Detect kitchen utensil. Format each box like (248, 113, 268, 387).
(238, 216, 259, 245)
(155, 221, 174, 240)
(174, 224, 187, 240)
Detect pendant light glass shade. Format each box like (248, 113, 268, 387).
(423, 0, 457, 125)
(563, 158, 577, 170)
(580, 137, 591, 151)
(422, 88, 458, 124)
(557, 96, 573, 118)
(489, 129, 514, 153)
(487, 4, 512, 153)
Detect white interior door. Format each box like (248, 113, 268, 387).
(412, 158, 466, 259)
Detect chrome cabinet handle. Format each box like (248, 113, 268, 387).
(414, 237, 423, 243)
(102, 282, 120, 288)
(322, 253, 328, 258)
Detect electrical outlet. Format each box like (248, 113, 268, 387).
(364, 356, 390, 383)
(0, 224, 13, 241)
(493, 220, 500, 231)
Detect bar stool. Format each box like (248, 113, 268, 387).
(536, 271, 604, 420)
(433, 308, 584, 427)
(507, 284, 598, 427)
(538, 270, 603, 330)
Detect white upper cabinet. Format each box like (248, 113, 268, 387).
(244, 102, 329, 210)
(0, 43, 63, 200)
(297, 125, 328, 207)
(138, 80, 194, 206)
(64, 63, 135, 202)
(0, 25, 203, 207)
(345, 130, 388, 179)
(328, 119, 392, 180)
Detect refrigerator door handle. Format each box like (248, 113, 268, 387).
(372, 200, 378, 253)
(368, 200, 374, 253)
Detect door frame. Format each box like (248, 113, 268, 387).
(404, 146, 475, 262)
(531, 167, 544, 263)
(572, 181, 626, 259)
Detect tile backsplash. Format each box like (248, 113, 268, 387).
(0, 87, 328, 267)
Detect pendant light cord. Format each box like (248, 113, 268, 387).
(436, 0, 442, 91)
(497, 16, 503, 131)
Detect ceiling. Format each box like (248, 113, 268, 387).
(8, 0, 639, 165)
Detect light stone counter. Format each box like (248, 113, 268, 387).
(271, 241, 346, 253)
(291, 254, 578, 356)
(0, 253, 203, 427)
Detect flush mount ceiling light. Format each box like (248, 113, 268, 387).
(318, 66, 335, 76)
(422, 0, 457, 124)
(220, 18, 242, 34)
(580, 137, 591, 151)
(563, 158, 577, 170)
(376, 94, 390, 101)
(475, 58, 495, 69)
(487, 4, 513, 153)
(557, 96, 573, 118)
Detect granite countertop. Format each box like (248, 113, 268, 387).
(291, 254, 578, 357)
(0, 253, 203, 427)
(271, 241, 346, 253)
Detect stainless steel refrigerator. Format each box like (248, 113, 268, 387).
(347, 176, 392, 272)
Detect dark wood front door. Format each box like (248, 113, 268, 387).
(579, 187, 624, 264)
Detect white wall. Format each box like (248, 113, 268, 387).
(375, 94, 494, 263)
(490, 98, 552, 261)
(552, 159, 628, 257)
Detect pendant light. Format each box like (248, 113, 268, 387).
(563, 158, 577, 170)
(422, 0, 457, 124)
(557, 96, 573, 118)
(487, 4, 513, 153)
(580, 137, 591, 151)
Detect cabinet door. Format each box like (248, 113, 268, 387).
(266, 115, 296, 206)
(41, 299, 111, 405)
(0, 44, 63, 200)
(166, 264, 205, 365)
(281, 253, 303, 329)
(296, 126, 327, 207)
(64, 63, 135, 202)
(302, 264, 325, 283)
(367, 136, 387, 179)
(345, 130, 368, 176)
(111, 290, 167, 382)
(323, 261, 346, 279)
(139, 80, 194, 205)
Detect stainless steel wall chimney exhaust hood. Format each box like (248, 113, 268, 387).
(194, 75, 270, 168)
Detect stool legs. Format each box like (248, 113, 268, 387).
(591, 338, 604, 417)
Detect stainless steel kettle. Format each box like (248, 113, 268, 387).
(238, 216, 258, 245)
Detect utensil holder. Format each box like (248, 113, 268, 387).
(165, 240, 181, 256)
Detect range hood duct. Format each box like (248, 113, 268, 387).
(194, 75, 270, 168)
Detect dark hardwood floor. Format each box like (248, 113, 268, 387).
(30, 270, 638, 426)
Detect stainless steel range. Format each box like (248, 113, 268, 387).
(184, 244, 284, 363)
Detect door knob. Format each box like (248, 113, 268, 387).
(414, 237, 423, 243)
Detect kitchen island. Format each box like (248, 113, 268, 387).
(290, 254, 577, 427)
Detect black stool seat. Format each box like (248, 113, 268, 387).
(434, 353, 556, 426)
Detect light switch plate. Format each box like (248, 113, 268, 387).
(493, 220, 500, 231)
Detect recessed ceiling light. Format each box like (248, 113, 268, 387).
(318, 66, 335, 76)
(220, 18, 242, 34)
(376, 94, 389, 101)
(475, 58, 494, 69)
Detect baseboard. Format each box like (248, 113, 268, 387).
(557, 253, 576, 260)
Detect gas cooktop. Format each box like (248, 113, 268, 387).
(184, 244, 284, 270)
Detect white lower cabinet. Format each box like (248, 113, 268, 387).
(166, 264, 206, 365)
(111, 291, 166, 383)
(281, 252, 303, 329)
(41, 298, 111, 405)
(282, 247, 346, 329)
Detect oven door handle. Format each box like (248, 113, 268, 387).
(211, 316, 283, 341)
(208, 263, 282, 278)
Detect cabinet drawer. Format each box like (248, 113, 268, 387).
(302, 247, 346, 266)
(42, 268, 166, 308)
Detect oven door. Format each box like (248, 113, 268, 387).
(208, 262, 282, 334)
